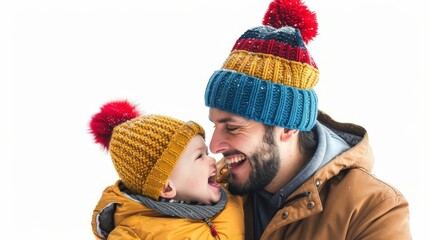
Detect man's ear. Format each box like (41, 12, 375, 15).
(159, 180, 177, 199)
(280, 128, 299, 142)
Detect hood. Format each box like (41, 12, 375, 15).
(313, 110, 374, 182)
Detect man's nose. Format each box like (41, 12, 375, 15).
(210, 127, 227, 154)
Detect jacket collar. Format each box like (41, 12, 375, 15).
(260, 111, 374, 238)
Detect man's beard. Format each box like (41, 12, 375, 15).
(228, 129, 280, 195)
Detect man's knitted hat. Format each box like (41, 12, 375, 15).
(205, 0, 319, 131)
(89, 100, 205, 200)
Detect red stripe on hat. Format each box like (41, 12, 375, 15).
(232, 38, 317, 69)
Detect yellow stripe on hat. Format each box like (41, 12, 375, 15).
(222, 50, 319, 89)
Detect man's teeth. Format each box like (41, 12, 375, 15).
(210, 172, 216, 177)
(226, 156, 246, 164)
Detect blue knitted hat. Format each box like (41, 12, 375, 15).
(205, 0, 319, 130)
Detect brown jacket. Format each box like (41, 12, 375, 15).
(217, 111, 411, 240)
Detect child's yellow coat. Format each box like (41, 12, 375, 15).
(92, 180, 244, 240)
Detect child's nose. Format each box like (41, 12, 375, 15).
(208, 156, 216, 166)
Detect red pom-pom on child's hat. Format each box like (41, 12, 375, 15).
(89, 100, 140, 150)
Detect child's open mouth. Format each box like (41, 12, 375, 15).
(208, 171, 220, 189)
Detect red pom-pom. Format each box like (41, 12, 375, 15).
(89, 100, 140, 150)
(263, 0, 318, 44)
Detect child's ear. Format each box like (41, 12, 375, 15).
(159, 180, 177, 199)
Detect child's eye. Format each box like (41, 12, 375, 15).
(196, 153, 204, 160)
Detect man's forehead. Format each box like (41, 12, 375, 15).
(208, 108, 246, 123)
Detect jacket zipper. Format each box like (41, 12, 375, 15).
(204, 218, 221, 240)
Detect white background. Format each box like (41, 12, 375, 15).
(2, 0, 427, 239)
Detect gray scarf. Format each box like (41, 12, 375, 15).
(124, 187, 228, 220)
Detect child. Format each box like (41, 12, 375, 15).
(89, 100, 244, 240)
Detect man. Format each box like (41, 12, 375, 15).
(204, 0, 411, 239)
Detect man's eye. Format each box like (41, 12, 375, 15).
(227, 126, 239, 132)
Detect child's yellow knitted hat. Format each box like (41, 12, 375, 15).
(89, 100, 205, 200)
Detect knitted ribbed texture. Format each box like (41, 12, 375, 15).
(205, 70, 317, 130)
(223, 50, 318, 89)
(110, 116, 205, 200)
(205, 4, 319, 130)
